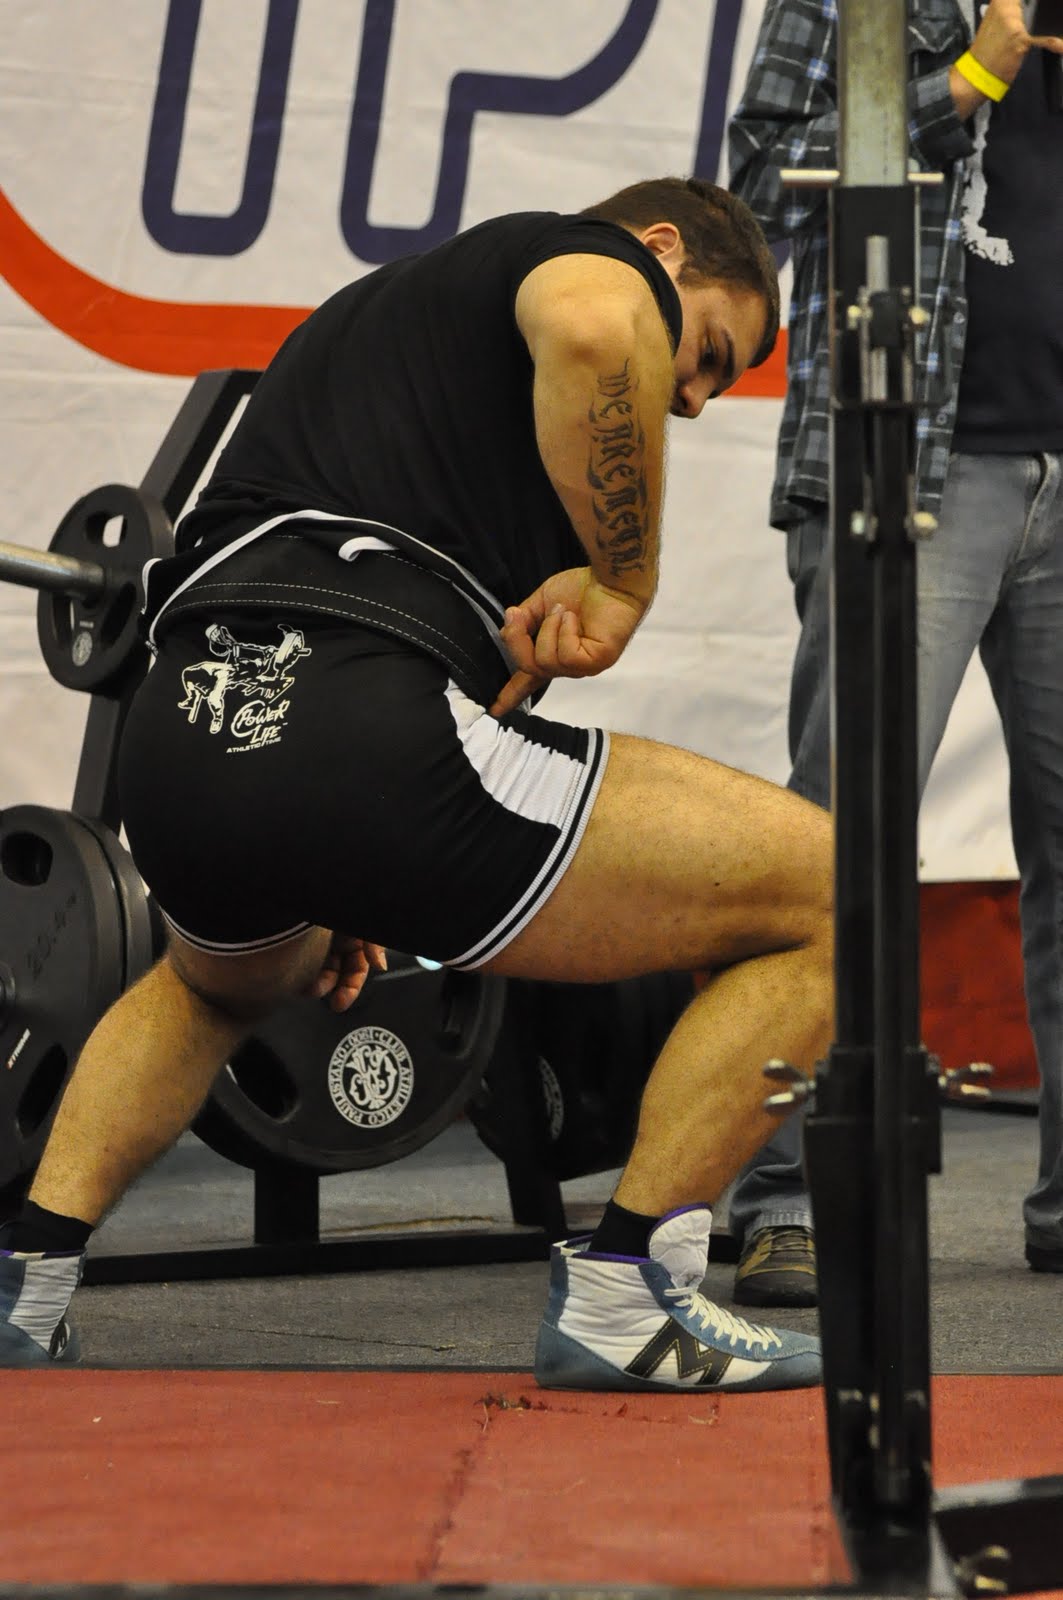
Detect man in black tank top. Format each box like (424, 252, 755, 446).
(1, 177, 831, 1394)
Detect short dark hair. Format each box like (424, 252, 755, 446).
(579, 176, 780, 368)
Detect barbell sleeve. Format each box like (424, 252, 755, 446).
(0, 539, 108, 599)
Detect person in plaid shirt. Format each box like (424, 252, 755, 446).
(727, 0, 1063, 1305)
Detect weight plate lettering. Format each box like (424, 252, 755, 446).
(327, 1025, 415, 1129)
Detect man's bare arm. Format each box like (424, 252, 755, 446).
(488, 254, 678, 717)
(514, 252, 675, 615)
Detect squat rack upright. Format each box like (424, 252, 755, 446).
(798, 2, 1062, 1592)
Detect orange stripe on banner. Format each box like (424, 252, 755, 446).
(1, 186, 791, 390)
(0, 188, 309, 375)
(731, 331, 788, 398)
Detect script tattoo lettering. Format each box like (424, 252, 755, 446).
(586, 361, 648, 576)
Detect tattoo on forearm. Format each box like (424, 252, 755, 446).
(586, 360, 649, 577)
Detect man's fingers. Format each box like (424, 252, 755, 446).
(309, 935, 388, 1009)
(507, 588, 551, 630)
(328, 966, 370, 1012)
(494, 572, 632, 712)
(533, 604, 567, 669)
(500, 607, 538, 672)
(555, 607, 597, 669)
(308, 968, 337, 999)
(538, 609, 613, 674)
(490, 668, 542, 717)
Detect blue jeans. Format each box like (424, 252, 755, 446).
(728, 451, 1063, 1255)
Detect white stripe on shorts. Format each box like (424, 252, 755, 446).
(163, 912, 314, 956)
(445, 683, 585, 825)
(443, 681, 610, 969)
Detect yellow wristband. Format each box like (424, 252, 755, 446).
(954, 49, 1010, 101)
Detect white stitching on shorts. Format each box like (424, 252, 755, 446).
(163, 590, 484, 687)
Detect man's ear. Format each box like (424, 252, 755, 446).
(637, 221, 683, 262)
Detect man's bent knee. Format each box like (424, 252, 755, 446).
(167, 927, 331, 1023)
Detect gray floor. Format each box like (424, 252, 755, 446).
(73, 1108, 1061, 1373)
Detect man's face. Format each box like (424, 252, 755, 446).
(635, 222, 769, 418)
(667, 277, 768, 419)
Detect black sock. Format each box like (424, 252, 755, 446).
(0, 1200, 93, 1255)
(589, 1198, 659, 1257)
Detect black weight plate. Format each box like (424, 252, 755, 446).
(0, 806, 126, 1192)
(470, 979, 623, 1180)
(544, 984, 629, 1179)
(37, 483, 171, 694)
(193, 955, 506, 1174)
(75, 816, 157, 990)
(470, 971, 695, 1181)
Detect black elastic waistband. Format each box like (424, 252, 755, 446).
(152, 538, 512, 707)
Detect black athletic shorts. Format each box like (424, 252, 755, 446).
(117, 612, 609, 968)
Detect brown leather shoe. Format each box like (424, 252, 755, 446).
(1026, 1241, 1063, 1273)
(733, 1225, 817, 1308)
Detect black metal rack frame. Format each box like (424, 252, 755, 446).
(799, 3, 1063, 1593)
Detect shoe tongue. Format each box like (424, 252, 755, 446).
(647, 1206, 711, 1288)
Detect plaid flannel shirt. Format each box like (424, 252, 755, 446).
(728, 0, 978, 531)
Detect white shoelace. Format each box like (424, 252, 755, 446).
(665, 1286, 783, 1351)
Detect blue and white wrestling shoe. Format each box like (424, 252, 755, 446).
(534, 1204, 821, 1393)
(0, 1250, 82, 1366)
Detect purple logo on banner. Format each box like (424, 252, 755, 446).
(141, 0, 749, 262)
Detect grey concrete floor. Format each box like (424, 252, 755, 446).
(66, 1107, 1062, 1374)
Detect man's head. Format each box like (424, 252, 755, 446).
(580, 176, 779, 418)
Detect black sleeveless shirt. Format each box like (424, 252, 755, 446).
(172, 212, 682, 609)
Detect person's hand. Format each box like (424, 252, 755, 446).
(490, 567, 648, 717)
(970, 0, 1063, 89)
(305, 933, 388, 1011)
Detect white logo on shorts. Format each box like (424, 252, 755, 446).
(176, 622, 312, 750)
(327, 1025, 414, 1128)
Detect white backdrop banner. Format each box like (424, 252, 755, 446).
(0, 0, 1015, 877)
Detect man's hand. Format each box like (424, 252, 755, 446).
(305, 933, 388, 1012)
(954, 0, 1063, 116)
(490, 566, 648, 717)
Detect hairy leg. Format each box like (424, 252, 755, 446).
(30, 926, 331, 1225)
(480, 733, 834, 1212)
